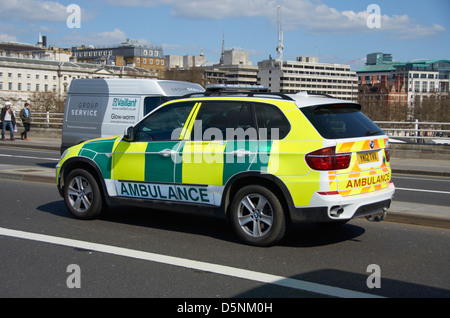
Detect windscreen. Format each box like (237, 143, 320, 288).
(301, 104, 384, 139)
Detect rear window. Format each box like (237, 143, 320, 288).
(301, 104, 384, 139)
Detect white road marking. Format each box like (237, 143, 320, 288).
(0, 226, 382, 298)
(393, 175, 449, 182)
(0, 153, 59, 161)
(396, 187, 450, 195)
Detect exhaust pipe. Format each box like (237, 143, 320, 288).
(366, 207, 387, 222)
(330, 206, 344, 217)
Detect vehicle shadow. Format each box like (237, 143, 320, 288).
(281, 222, 366, 248)
(37, 201, 365, 248)
(234, 268, 450, 298)
(36, 162, 57, 169)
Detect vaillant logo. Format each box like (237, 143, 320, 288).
(112, 98, 137, 107)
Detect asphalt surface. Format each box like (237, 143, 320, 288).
(1, 179, 449, 298)
(0, 136, 449, 230)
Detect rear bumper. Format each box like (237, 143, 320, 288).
(289, 182, 395, 223)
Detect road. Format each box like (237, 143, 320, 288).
(0, 146, 60, 169)
(0, 179, 449, 299)
(392, 174, 450, 207)
(1, 145, 448, 209)
(0, 145, 449, 299)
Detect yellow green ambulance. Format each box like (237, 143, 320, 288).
(56, 90, 395, 246)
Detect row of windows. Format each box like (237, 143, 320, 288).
(135, 58, 164, 66)
(279, 89, 355, 97)
(282, 64, 348, 72)
(0, 82, 67, 92)
(410, 73, 438, 79)
(283, 70, 353, 77)
(359, 73, 439, 81)
(0, 72, 71, 81)
(76, 50, 161, 58)
(280, 82, 356, 90)
(412, 81, 439, 93)
(280, 77, 356, 84)
(76, 50, 112, 58)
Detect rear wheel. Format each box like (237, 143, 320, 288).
(230, 185, 285, 246)
(64, 169, 103, 220)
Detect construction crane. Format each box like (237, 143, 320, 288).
(346, 57, 364, 65)
(276, 6, 284, 61)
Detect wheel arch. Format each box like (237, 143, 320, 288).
(58, 157, 109, 204)
(222, 172, 295, 224)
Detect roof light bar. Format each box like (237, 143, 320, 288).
(206, 84, 269, 92)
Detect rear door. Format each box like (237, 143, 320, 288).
(176, 100, 258, 205)
(335, 137, 391, 196)
(301, 103, 392, 196)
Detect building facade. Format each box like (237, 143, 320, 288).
(211, 50, 259, 86)
(356, 53, 450, 108)
(72, 39, 166, 78)
(166, 54, 207, 69)
(0, 41, 73, 62)
(258, 57, 358, 100)
(166, 49, 259, 87)
(358, 74, 407, 120)
(0, 56, 156, 111)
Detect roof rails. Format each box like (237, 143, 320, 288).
(182, 84, 295, 101)
(207, 84, 269, 92)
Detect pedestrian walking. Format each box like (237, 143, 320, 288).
(19, 102, 32, 140)
(1, 102, 16, 141)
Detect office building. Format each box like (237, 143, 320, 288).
(356, 53, 450, 107)
(0, 55, 156, 111)
(166, 49, 259, 87)
(72, 39, 166, 78)
(258, 56, 358, 100)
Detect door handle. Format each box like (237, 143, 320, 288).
(159, 149, 176, 157)
(231, 149, 252, 158)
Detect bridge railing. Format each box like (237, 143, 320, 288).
(13, 111, 64, 128)
(375, 120, 450, 143)
(10, 111, 450, 144)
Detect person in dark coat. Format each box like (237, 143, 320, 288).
(19, 102, 32, 140)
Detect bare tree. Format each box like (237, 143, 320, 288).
(411, 92, 449, 123)
(30, 91, 65, 113)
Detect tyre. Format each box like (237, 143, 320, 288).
(230, 185, 286, 246)
(64, 169, 103, 220)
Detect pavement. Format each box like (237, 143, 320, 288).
(0, 136, 449, 230)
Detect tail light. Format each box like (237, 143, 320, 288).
(385, 148, 390, 162)
(305, 146, 351, 171)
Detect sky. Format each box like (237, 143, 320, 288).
(0, 0, 449, 70)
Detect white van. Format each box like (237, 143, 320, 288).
(61, 78, 204, 152)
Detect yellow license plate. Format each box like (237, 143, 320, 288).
(357, 151, 379, 164)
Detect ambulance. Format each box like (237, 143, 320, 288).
(60, 78, 205, 153)
(56, 89, 395, 246)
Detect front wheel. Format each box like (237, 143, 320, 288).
(230, 185, 285, 247)
(64, 169, 103, 220)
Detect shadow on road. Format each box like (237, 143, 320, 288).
(37, 201, 366, 248)
(234, 268, 450, 298)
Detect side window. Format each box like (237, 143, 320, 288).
(134, 101, 196, 142)
(143, 96, 168, 115)
(255, 103, 290, 140)
(193, 102, 257, 141)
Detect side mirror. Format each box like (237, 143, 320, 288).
(123, 126, 135, 141)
